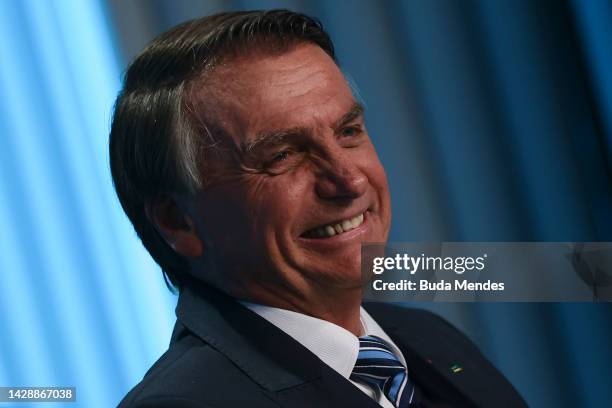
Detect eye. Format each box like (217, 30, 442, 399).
(263, 149, 295, 169)
(341, 126, 362, 138)
(261, 148, 305, 174)
(272, 150, 291, 162)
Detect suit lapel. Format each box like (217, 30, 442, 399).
(272, 367, 382, 408)
(364, 303, 527, 408)
(176, 283, 380, 408)
(384, 323, 479, 407)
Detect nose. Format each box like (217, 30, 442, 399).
(314, 148, 368, 201)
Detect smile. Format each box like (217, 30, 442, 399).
(302, 213, 365, 239)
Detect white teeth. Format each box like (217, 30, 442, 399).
(351, 213, 364, 228)
(341, 219, 353, 230)
(305, 213, 366, 238)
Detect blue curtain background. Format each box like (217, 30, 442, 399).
(1, 0, 611, 407)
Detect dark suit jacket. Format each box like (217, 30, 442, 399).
(118, 283, 527, 407)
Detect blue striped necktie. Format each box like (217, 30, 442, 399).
(350, 335, 420, 407)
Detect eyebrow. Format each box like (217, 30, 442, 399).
(242, 127, 308, 153)
(334, 102, 365, 129)
(242, 102, 365, 153)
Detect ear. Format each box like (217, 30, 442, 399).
(146, 196, 203, 258)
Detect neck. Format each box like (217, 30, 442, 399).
(233, 281, 364, 336)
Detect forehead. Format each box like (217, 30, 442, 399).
(190, 44, 356, 144)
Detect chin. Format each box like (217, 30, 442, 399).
(306, 263, 363, 289)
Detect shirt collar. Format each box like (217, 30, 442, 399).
(240, 302, 406, 379)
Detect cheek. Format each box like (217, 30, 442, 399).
(196, 194, 249, 247)
(196, 177, 267, 242)
(359, 146, 389, 193)
(360, 147, 391, 228)
(250, 173, 312, 236)
(199, 171, 312, 244)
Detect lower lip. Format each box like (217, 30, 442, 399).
(298, 211, 370, 248)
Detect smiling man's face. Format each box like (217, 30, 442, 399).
(185, 43, 391, 301)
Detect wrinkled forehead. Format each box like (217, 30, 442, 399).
(187, 44, 357, 147)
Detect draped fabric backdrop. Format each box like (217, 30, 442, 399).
(1, 1, 611, 407)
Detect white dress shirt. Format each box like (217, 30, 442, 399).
(241, 302, 406, 408)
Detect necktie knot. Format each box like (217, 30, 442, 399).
(351, 335, 418, 407)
